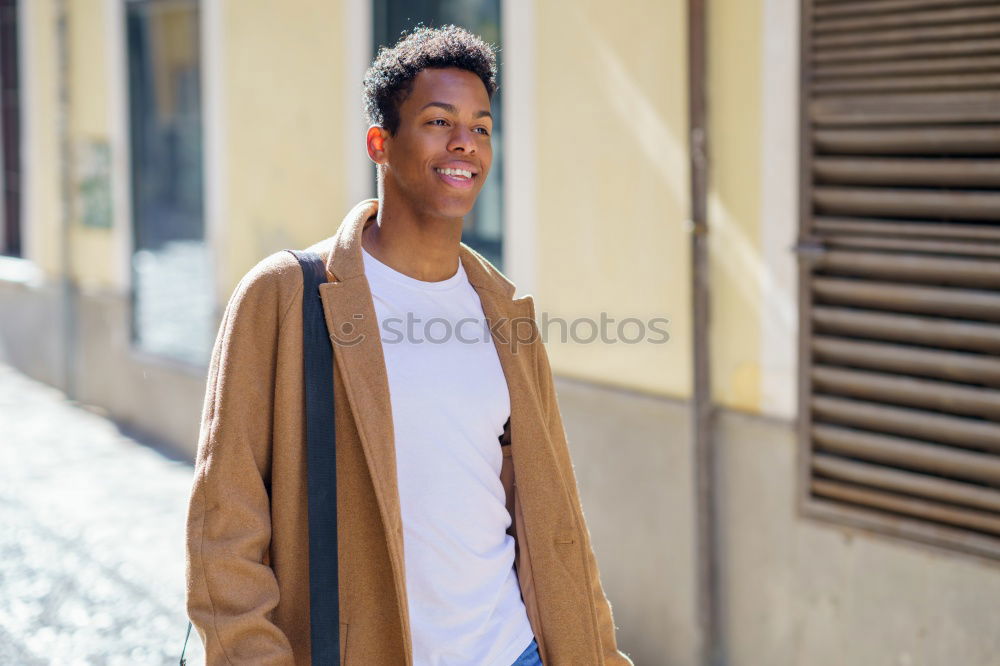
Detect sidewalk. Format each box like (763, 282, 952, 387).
(0, 363, 205, 665)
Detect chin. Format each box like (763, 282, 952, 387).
(433, 196, 478, 219)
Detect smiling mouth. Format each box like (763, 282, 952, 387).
(433, 167, 476, 189)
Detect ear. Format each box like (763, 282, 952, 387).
(366, 125, 390, 166)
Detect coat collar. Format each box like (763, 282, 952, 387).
(323, 198, 518, 299)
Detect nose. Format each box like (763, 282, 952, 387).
(447, 124, 476, 154)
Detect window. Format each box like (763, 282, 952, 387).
(373, 0, 504, 269)
(126, 0, 211, 365)
(797, 0, 1000, 560)
(0, 0, 21, 258)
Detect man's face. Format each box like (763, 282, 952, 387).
(378, 67, 493, 220)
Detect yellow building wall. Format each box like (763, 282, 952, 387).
(22, 1, 62, 279)
(535, 0, 691, 399)
(219, 0, 351, 299)
(67, 0, 116, 292)
(708, 0, 763, 412)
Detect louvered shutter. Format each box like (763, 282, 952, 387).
(798, 0, 1000, 559)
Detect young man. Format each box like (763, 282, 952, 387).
(186, 25, 632, 665)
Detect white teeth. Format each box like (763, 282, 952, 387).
(435, 167, 472, 179)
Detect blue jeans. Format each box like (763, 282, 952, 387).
(511, 638, 542, 666)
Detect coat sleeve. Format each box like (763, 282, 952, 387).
(186, 260, 299, 665)
(531, 318, 635, 666)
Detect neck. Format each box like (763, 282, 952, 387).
(362, 195, 465, 282)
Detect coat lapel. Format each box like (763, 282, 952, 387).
(318, 273, 400, 539)
(478, 288, 577, 534)
(476, 289, 548, 503)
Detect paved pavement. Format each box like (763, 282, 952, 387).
(0, 363, 206, 665)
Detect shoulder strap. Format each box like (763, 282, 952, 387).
(287, 249, 340, 665)
(179, 620, 192, 665)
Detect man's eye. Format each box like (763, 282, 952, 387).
(430, 119, 448, 126)
(476, 128, 490, 136)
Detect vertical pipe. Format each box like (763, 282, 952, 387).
(795, 0, 817, 541)
(55, 0, 76, 398)
(0, 0, 17, 256)
(688, 0, 722, 664)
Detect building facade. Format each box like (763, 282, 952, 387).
(2, 1, 998, 664)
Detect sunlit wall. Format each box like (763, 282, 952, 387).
(535, 0, 691, 399)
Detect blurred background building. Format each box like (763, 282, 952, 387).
(1, 0, 998, 664)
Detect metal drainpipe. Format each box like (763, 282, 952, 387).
(689, 0, 722, 664)
(55, 0, 77, 399)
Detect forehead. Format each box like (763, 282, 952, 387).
(404, 67, 490, 108)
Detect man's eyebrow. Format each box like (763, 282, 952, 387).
(420, 101, 492, 120)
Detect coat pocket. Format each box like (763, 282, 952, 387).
(339, 622, 349, 664)
(554, 531, 576, 545)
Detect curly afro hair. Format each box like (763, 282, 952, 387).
(363, 24, 499, 136)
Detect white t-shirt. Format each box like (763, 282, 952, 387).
(362, 246, 535, 666)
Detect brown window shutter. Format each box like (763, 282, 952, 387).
(798, 0, 1000, 560)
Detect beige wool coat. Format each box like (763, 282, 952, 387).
(185, 198, 633, 665)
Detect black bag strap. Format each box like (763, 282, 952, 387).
(288, 249, 341, 665)
(179, 620, 192, 665)
(181, 250, 339, 666)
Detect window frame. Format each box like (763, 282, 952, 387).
(371, 0, 505, 269)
